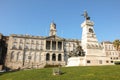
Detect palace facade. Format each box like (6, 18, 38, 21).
(5, 22, 80, 69)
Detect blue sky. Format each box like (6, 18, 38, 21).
(0, 0, 120, 42)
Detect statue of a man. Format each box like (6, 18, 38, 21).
(82, 11, 90, 20)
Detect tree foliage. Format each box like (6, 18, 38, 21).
(113, 39, 120, 51)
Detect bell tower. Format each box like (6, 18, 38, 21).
(49, 22, 57, 36)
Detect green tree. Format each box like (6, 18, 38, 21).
(113, 39, 120, 50)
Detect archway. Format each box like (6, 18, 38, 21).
(52, 53, 56, 61)
(46, 53, 50, 61)
(58, 54, 62, 61)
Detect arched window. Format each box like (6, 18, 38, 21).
(26, 39, 30, 44)
(19, 44, 23, 50)
(12, 44, 17, 49)
(31, 40, 34, 44)
(10, 51, 14, 61)
(73, 43, 75, 47)
(27, 52, 32, 62)
(58, 54, 62, 61)
(46, 53, 50, 61)
(52, 53, 56, 61)
(35, 53, 39, 62)
(20, 39, 23, 43)
(36, 44, 39, 50)
(16, 52, 20, 62)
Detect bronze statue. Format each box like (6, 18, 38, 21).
(82, 11, 90, 20)
(68, 41, 85, 57)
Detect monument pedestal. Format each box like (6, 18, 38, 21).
(66, 57, 86, 67)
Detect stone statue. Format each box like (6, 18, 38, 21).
(68, 42, 85, 57)
(82, 11, 90, 20)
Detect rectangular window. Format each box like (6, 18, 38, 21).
(99, 60, 102, 64)
(106, 61, 109, 63)
(26, 39, 30, 44)
(36, 45, 39, 50)
(111, 57, 112, 59)
(20, 39, 23, 43)
(36, 41, 39, 44)
(52, 41, 56, 50)
(58, 41, 62, 50)
(105, 45, 107, 50)
(87, 60, 91, 63)
(13, 38, 17, 43)
(19, 44, 23, 50)
(46, 41, 50, 50)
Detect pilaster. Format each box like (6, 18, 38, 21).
(56, 41, 58, 50)
(62, 41, 63, 51)
(50, 40, 52, 51)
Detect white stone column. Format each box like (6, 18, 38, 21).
(50, 53, 52, 61)
(56, 41, 58, 50)
(56, 53, 58, 62)
(43, 40, 46, 50)
(29, 39, 31, 50)
(39, 52, 41, 62)
(50, 40, 52, 50)
(62, 54, 64, 61)
(18, 39, 20, 49)
(62, 41, 63, 51)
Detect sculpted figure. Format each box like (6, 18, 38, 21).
(82, 11, 90, 20)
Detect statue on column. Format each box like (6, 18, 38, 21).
(82, 11, 90, 20)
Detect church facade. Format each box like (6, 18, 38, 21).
(4, 12, 120, 69)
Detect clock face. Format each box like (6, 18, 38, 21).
(89, 28, 94, 33)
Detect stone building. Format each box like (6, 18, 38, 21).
(102, 41, 120, 63)
(5, 22, 79, 69)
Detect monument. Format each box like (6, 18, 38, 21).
(67, 11, 112, 66)
(67, 41, 86, 66)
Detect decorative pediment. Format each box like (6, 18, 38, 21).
(45, 35, 64, 41)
